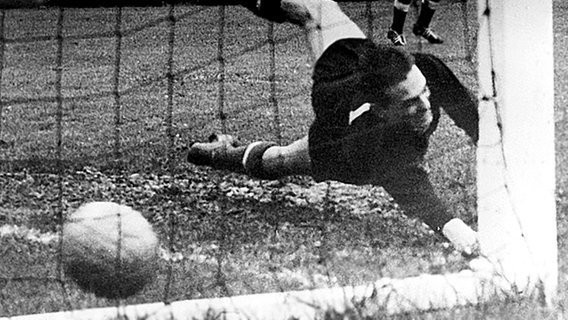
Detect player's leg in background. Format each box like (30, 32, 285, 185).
(412, 0, 444, 44)
(387, 0, 411, 46)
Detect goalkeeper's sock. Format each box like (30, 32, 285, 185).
(416, 3, 436, 29)
(390, 7, 408, 35)
(391, 0, 411, 34)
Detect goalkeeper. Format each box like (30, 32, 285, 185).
(187, 0, 479, 254)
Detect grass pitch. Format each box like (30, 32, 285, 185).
(0, 1, 567, 318)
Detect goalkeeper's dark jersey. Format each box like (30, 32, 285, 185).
(308, 38, 478, 184)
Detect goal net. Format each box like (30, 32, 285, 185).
(0, 0, 557, 319)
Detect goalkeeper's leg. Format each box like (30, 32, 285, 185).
(239, 0, 366, 63)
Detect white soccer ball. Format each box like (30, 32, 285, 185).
(62, 202, 160, 299)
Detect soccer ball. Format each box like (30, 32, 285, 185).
(62, 202, 160, 299)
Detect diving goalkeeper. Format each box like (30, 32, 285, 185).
(187, 0, 479, 255)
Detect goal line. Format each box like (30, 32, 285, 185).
(0, 270, 520, 320)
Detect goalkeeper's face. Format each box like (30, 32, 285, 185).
(383, 65, 432, 132)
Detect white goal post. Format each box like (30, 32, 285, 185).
(0, 0, 557, 319)
(475, 0, 557, 306)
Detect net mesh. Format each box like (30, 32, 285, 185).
(0, 1, 483, 317)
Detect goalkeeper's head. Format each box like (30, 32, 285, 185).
(357, 42, 417, 103)
(354, 42, 432, 131)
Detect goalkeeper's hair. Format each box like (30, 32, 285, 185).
(357, 41, 415, 103)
